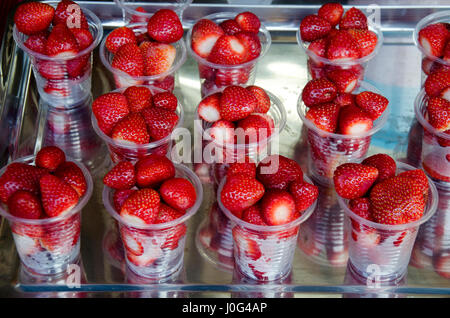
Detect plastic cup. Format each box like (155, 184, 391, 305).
(103, 163, 203, 279)
(218, 175, 317, 281)
(297, 81, 389, 185)
(337, 161, 438, 283)
(114, 0, 192, 23)
(91, 85, 184, 163)
(13, 2, 103, 107)
(296, 23, 383, 81)
(99, 22, 186, 92)
(0, 155, 93, 275)
(186, 12, 271, 97)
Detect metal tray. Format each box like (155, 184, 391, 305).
(1, 1, 450, 297)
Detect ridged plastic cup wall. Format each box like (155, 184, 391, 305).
(114, 0, 192, 23)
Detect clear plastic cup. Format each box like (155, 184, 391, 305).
(414, 88, 450, 185)
(218, 175, 317, 281)
(186, 12, 272, 97)
(114, 0, 192, 23)
(337, 161, 438, 283)
(13, 2, 103, 107)
(296, 23, 383, 81)
(91, 85, 184, 163)
(0, 155, 93, 275)
(103, 163, 203, 279)
(99, 22, 186, 92)
(297, 81, 389, 185)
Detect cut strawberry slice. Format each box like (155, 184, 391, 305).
(198, 92, 222, 122)
(191, 19, 224, 58)
(120, 227, 144, 256)
(418, 23, 449, 58)
(338, 105, 373, 135)
(260, 190, 296, 226)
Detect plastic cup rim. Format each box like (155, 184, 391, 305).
(114, 0, 193, 17)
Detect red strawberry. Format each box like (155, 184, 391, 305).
(355, 91, 389, 120)
(111, 43, 145, 77)
(24, 32, 48, 54)
(370, 176, 426, 224)
(66, 54, 90, 78)
(326, 29, 361, 62)
(155, 203, 185, 224)
(333, 163, 378, 199)
(349, 197, 372, 219)
(140, 41, 176, 76)
(256, 155, 303, 190)
(246, 85, 270, 113)
(338, 105, 373, 135)
(347, 28, 377, 57)
(426, 97, 450, 131)
(191, 19, 224, 58)
(14, 2, 54, 35)
(215, 67, 251, 86)
(135, 154, 175, 188)
(289, 180, 318, 214)
(146, 9, 183, 44)
(220, 175, 265, 214)
(235, 12, 261, 34)
(219, 85, 257, 121)
(241, 205, 267, 225)
(334, 92, 356, 107)
(444, 41, 450, 62)
(318, 3, 344, 27)
(105, 27, 137, 54)
(155, 204, 187, 249)
(326, 69, 359, 93)
(208, 35, 248, 65)
(339, 7, 368, 30)
(92, 92, 130, 135)
(111, 112, 150, 144)
(123, 86, 152, 113)
(260, 190, 296, 226)
(70, 28, 94, 51)
(301, 78, 337, 107)
(40, 174, 80, 217)
(220, 19, 242, 35)
(209, 120, 235, 144)
(103, 161, 136, 190)
(45, 23, 79, 57)
(0, 163, 45, 203)
(198, 92, 222, 122)
(307, 38, 328, 60)
(235, 31, 261, 62)
(362, 153, 396, 182)
(299, 14, 332, 42)
(305, 102, 340, 133)
(120, 227, 144, 256)
(236, 114, 273, 143)
(35, 146, 66, 171)
(397, 169, 429, 199)
(113, 189, 136, 212)
(233, 228, 262, 261)
(130, 6, 148, 24)
(418, 23, 449, 58)
(424, 69, 450, 97)
(120, 188, 160, 224)
(54, 161, 87, 197)
(152, 91, 177, 111)
(141, 107, 179, 141)
(159, 177, 197, 211)
(7, 190, 43, 219)
(53, 0, 89, 29)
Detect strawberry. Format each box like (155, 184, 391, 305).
(105, 27, 137, 54)
(215, 68, 251, 86)
(397, 169, 429, 199)
(53, 0, 89, 29)
(318, 3, 344, 27)
(40, 174, 80, 217)
(219, 85, 257, 121)
(326, 30, 361, 61)
(103, 161, 136, 190)
(347, 28, 378, 57)
(361, 153, 396, 182)
(126, 246, 160, 266)
(92, 92, 130, 135)
(289, 180, 318, 214)
(130, 6, 148, 24)
(338, 105, 373, 135)
(424, 69, 450, 97)
(305, 102, 340, 133)
(326, 69, 359, 93)
(24, 32, 48, 54)
(235, 12, 261, 34)
(339, 7, 368, 30)
(123, 86, 152, 113)
(191, 19, 224, 58)
(246, 85, 270, 113)
(198, 92, 222, 122)
(160, 223, 187, 250)
(299, 14, 332, 42)
(355, 91, 389, 120)
(35, 146, 66, 172)
(235, 31, 261, 62)
(111, 43, 145, 77)
(14, 2, 54, 35)
(146, 9, 183, 44)
(209, 120, 235, 144)
(418, 23, 449, 58)
(220, 19, 242, 35)
(153, 75, 175, 92)
(301, 78, 337, 107)
(140, 41, 176, 76)
(141, 107, 179, 141)
(370, 176, 426, 224)
(120, 227, 144, 256)
(120, 188, 160, 224)
(226, 159, 257, 179)
(70, 28, 94, 51)
(155, 203, 185, 224)
(152, 91, 178, 111)
(260, 190, 296, 226)
(426, 97, 450, 131)
(113, 189, 136, 212)
(7, 190, 43, 219)
(236, 114, 273, 143)
(40, 214, 81, 253)
(54, 161, 87, 197)
(45, 23, 79, 57)
(241, 205, 267, 225)
(111, 113, 150, 144)
(0, 163, 46, 203)
(256, 155, 303, 190)
(233, 228, 262, 261)
(348, 197, 372, 220)
(208, 35, 248, 65)
(159, 177, 197, 210)
(135, 154, 175, 188)
(220, 175, 265, 214)
(334, 92, 356, 107)
(307, 38, 328, 60)
(333, 163, 378, 199)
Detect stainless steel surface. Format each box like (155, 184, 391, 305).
(0, 1, 449, 297)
